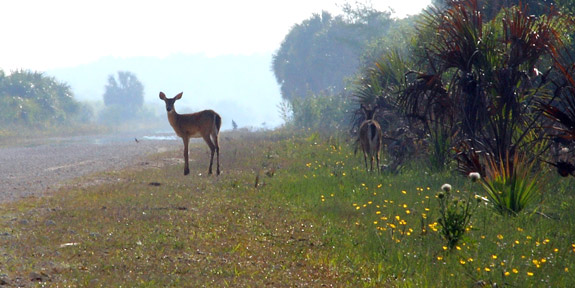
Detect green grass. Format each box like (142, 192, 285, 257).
(0, 130, 574, 287)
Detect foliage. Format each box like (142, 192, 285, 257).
(359, 15, 417, 68)
(103, 71, 144, 108)
(272, 6, 394, 102)
(351, 50, 423, 172)
(480, 154, 543, 216)
(0, 70, 81, 128)
(538, 14, 575, 174)
(436, 180, 481, 249)
(401, 0, 569, 174)
(432, 0, 559, 19)
(100, 71, 147, 125)
(284, 92, 350, 133)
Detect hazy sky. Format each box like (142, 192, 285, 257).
(2, 0, 431, 72)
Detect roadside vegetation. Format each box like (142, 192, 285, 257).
(0, 130, 573, 287)
(0, 69, 160, 145)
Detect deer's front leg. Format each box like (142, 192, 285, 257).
(183, 137, 190, 175)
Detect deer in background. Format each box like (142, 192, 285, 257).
(159, 92, 221, 175)
(358, 104, 383, 172)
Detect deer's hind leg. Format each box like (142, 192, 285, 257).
(202, 135, 217, 175)
(211, 131, 220, 175)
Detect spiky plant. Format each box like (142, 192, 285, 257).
(480, 153, 543, 216)
(403, 0, 567, 175)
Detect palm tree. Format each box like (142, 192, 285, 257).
(401, 0, 567, 173)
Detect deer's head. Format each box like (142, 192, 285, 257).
(361, 104, 379, 121)
(159, 92, 183, 113)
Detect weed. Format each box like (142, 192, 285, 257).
(436, 177, 481, 249)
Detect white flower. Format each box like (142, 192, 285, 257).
(469, 172, 481, 182)
(441, 183, 452, 193)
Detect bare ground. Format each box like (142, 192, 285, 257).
(0, 134, 180, 203)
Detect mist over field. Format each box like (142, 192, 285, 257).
(46, 53, 284, 131)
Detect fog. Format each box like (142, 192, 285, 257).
(46, 53, 284, 131)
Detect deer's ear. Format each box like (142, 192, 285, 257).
(159, 92, 166, 100)
(175, 92, 183, 100)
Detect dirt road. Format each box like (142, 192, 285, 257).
(0, 133, 179, 203)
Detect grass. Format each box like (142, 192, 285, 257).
(0, 130, 574, 287)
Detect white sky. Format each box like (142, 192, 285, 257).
(1, 0, 431, 72)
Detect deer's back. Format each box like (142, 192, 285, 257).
(169, 110, 220, 138)
(359, 120, 382, 148)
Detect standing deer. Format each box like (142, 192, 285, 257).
(358, 104, 383, 172)
(159, 92, 221, 175)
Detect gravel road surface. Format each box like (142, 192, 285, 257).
(0, 133, 179, 203)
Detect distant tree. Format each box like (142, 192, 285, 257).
(103, 71, 144, 109)
(100, 71, 145, 124)
(232, 120, 238, 130)
(0, 69, 80, 128)
(272, 6, 393, 102)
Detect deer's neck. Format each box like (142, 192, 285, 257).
(167, 111, 182, 133)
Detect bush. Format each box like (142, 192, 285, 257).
(286, 93, 350, 133)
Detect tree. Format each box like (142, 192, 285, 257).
(272, 7, 394, 102)
(100, 71, 145, 124)
(103, 71, 144, 108)
(0, 69, 80, 128)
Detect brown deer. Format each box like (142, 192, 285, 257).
(159, 92, 221, 175)
(358, 104, 383, 172)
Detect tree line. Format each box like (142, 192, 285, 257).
(0, 69, 148, 131)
